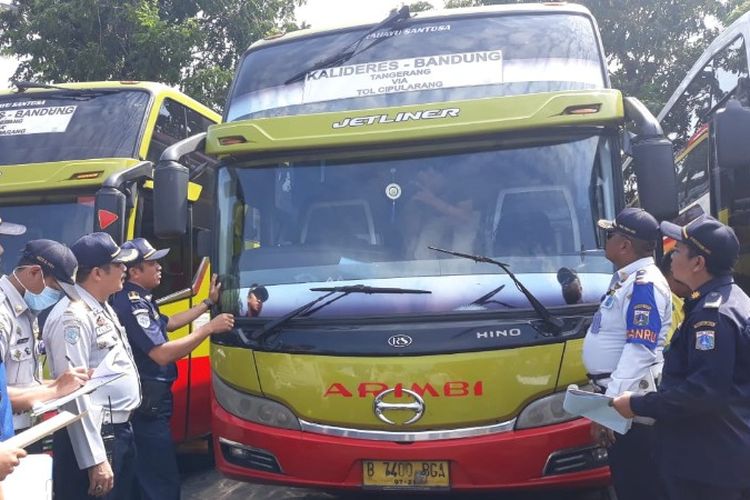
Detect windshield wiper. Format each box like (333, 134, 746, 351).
(470, 284, 514, 308)
(284, 6, 411, 85)
(428, 246, 564, 334)
(12, 81, 69, 93)
(246, 284, 430, 343)
(11, 81, 124, 98)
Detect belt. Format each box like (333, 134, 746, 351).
(586, 372, 611, 394)
(102, 410, 131, 425)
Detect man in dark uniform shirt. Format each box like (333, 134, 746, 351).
(111, 238, 233, 500)
(613, 215, 750, 500)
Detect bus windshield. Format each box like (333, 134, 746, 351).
(0, 89, 150, 166)
(227, 12, 605, 121)
(0, 198, 95, 275)
(216, 133, 617, 318)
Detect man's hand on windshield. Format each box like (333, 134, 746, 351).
(208, 274, 222, 304)
(207, 313, 234, 335)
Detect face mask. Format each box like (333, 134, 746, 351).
(13, 268, 64, 314)
(24, 286, 64, 314)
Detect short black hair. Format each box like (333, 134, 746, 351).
(631, 237, 656, 258)
(685, 245, 733, 276)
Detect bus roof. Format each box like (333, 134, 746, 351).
(0, 80, 172, 96)
(252, 2, 595, 52)
(0, 80, 219, 122)
(658, 10, 750, 121)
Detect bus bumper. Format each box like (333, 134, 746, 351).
(212, 401, 610, 491)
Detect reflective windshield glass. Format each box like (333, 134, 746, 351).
(0, 198, 95, 275)
(227, 13, 605, 120)
(216, 134, 616, 318)
(0, 90, 150, 165)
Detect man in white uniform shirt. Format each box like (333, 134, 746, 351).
(44, 233, 139, 499)
(582, 207, 671, 500)
(0, 240, 89, 437)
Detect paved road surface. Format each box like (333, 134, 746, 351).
(179, 453, 614, 500)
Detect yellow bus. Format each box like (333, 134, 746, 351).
(155, 3, 678, 492)
(0, 81, 220, 442)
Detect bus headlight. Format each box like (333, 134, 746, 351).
(515, 391, 578, 430)
(213, 374, 301, 431)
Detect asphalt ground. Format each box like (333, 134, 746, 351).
(179, 452, 615, 500)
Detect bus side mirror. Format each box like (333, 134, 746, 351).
(631, 137, 679, 222)
(713, 99, 750, 171)
(153, 132, 208, 239)
(623, 96, 679, 221)
(94, 187, 127, 243)
(153, 160, 189, 239)
(196, 229, 212, 258)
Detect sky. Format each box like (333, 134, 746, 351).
(0, 0, 422, 87)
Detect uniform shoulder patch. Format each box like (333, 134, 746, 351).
(128, 291, 141, 302)
(703, 292, 723, 309)
(135, 311, 152, 329)
(695, 330, 715, 350)
(64, 325, 81, 345)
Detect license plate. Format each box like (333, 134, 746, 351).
(362, 460, 450, 489)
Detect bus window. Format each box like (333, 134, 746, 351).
(147, 98, 191, 163)
(709, 37, 748, 107)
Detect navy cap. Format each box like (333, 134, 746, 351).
(121, 238, 170, 264)
(21, 239, 79, 299)
(248, 284, 269, 302)
(598, 208, 660, 242)
(0, 216, 26, 236)
(661, 215, 739, 272)
(71, 232, 138, 269)
(556, 267, 579, 286)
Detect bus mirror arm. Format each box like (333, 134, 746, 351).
(101, 160, 153, 189)
(158, 132, 206, 163)
(623, 97, 664, 144)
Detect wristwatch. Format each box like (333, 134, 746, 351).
(202, 298, 214, 308)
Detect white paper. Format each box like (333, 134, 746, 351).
(31, 350, 126, 417)
(302, 50, 503, 104)
(2, 453, 52, 500)
(563, 384, 632, 435)
(0, 105, 77, 136)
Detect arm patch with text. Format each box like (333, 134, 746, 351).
(626, 281, 661, 350)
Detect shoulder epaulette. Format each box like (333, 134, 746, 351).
(128, 291, 141, 302)
(634, 269, 648, 284)
(703, 292, 723, 309)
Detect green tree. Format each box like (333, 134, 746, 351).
(727, 0, 750, 24)
(0, 0, 303, 111)
(408, 1, 435, 12)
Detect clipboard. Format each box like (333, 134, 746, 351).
(3, 411, 85, 449)
(30, 372, 126, 417)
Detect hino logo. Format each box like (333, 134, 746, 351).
(476, 328, 522, 339)
(373, 388, 425, 425)
(387, 334, 413, 348)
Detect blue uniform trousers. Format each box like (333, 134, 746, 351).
(607, 423, 662, 500)
(132, 388, 180, 500)
(53, 422, 136, 500)
(662, 475, 750, 500)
